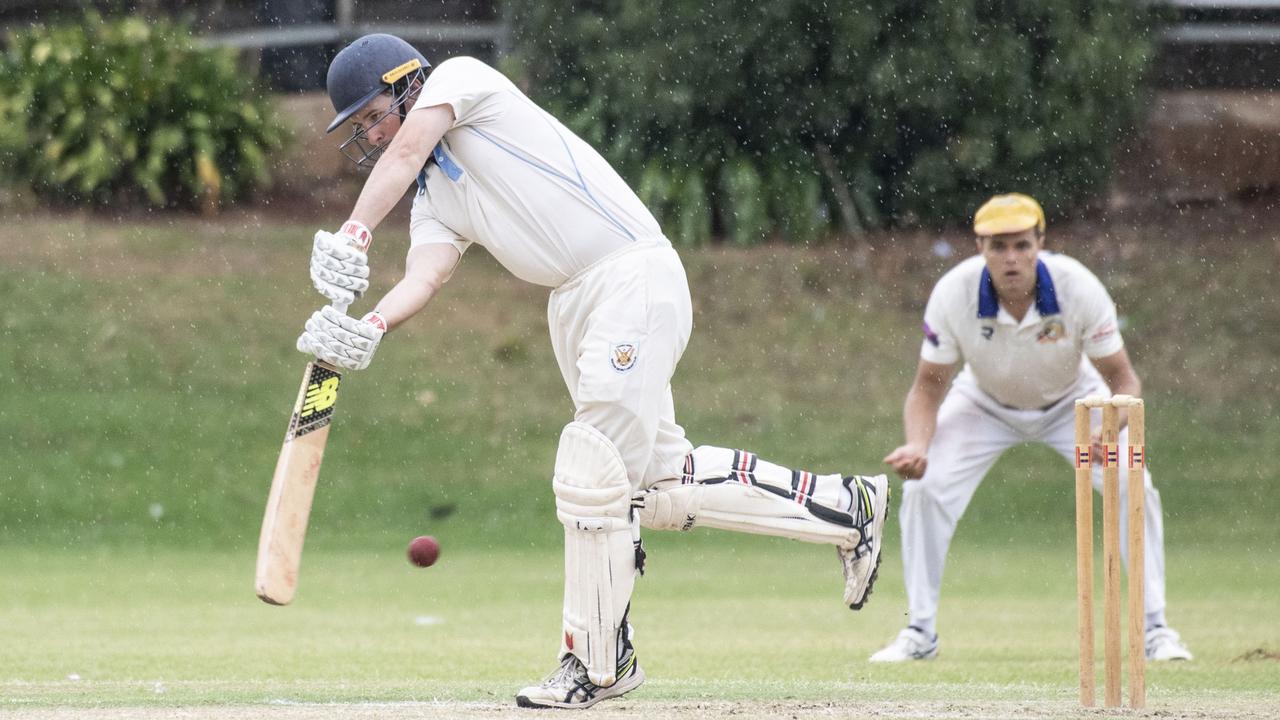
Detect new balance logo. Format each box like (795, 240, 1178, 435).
(300, 377, 340, 418)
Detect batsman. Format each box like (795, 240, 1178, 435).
(294, 34, 889, 708)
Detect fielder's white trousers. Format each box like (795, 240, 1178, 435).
(548, 242, 695, 492)
(899, 373, 1169, 630)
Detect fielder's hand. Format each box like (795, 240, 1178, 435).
(310, 221, 373, 305)
(296, 306, 387, 370)
(883, 443, 928, 480)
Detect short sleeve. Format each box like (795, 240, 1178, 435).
(411, 57, 507, 129)
(409, 199, 471, 277)
(1077, 271, 1125, 358)
(919, 281, 961, 365)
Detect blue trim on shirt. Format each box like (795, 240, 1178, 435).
(1034, 259, 1061, 315)
(977, 259, 1060, 318)
(977, 267, 1000, 318)
(432, 143, 464, 182)
(466, 126, 637, 242)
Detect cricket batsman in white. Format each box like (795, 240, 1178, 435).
(871, 193, 1193, 663)
(294, 34, 889, 708)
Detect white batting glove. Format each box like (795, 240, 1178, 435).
(296, 307, 388, 370)
(310, 221, 373, 305)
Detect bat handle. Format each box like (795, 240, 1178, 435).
(316, 301, 351, 372)
(331, 227, 370, 317)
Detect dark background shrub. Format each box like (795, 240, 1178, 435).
(507, 0, 1157, 243)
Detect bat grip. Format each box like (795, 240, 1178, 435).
(329, 225, 371, 317)
(332, 228, 371, 317)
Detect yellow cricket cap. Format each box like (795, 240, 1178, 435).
(973, 193, 1045, 236)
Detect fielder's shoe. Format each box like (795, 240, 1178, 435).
(839, 474, 890, 610)
(515, 638, 644, 708)
(1146, 626, 1193, 661)
(869, 626, 940, 662)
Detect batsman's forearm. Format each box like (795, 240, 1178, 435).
(373, 276, 440, 330)
(347, 106, 453, 232)
(349, 150, 422, 232)
(372, 243, 460, 330)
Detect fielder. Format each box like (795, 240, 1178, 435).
(872, 194, 1192, 663)
(295, 34, 889, 708)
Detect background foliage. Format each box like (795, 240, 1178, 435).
(507, 0, 1157, 244)
(2, 213, 1276, 548)
(0, 13, 285, 209)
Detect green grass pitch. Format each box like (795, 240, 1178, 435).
(2, 212, 1278, 718)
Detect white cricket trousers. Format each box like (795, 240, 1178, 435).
(547, 242, 695, 491)
(899, 374, 1169, 630)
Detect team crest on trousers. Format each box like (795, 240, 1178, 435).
(610, 342, 638, 372)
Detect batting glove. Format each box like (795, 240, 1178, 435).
(310, 221, 372, 306)
(296, 307, 387, 370)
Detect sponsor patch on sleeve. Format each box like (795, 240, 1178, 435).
(1090, 324, 1117, 342)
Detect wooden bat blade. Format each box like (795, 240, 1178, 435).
(255, 361, 343, 605)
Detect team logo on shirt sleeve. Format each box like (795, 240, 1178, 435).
(610, 342, 638, 372)
(1037, 318, 1066, 343)
(922, 322, 940, 347)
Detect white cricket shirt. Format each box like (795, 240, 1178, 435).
(919, 252, 1124, 410)
(407, 57, 667, 287)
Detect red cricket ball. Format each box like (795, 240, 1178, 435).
(407, 535, 440, 568)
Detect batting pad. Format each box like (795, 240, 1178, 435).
(636, 445, 860, 549)
(553, 422, 636, 687)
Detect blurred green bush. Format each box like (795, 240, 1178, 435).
(507, 1, 1156, 243)
(0, 13, 285, 209)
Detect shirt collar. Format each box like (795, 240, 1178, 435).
(977, 258, 1061, 318)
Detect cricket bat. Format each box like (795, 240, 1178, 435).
(255, 357, 346, 605)
(257, 228, 372, 605)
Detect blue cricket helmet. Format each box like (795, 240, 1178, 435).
(325, 34, 431, 134)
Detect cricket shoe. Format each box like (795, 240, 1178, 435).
(839, 473, 890, 610)
(868, 626, 940, 662)
(1146, 626, 1193, 661)
(515, 639, 644, 708)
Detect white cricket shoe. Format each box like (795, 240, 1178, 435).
(839, 474, 890, 610)
(1146, 626, 1193, 661)
(515, 649, 644, 709)
(869, 626, 940, 662)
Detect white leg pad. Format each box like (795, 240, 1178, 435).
(637, 481, 859, 549)
(637, 445, 860, 549)
(554, 421, 636, 688)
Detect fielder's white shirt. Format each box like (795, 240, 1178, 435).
(407, 57, 667, 287)
(919, 252, 1124, 410)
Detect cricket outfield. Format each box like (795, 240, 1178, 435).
(2, 211, 1278, 718)
(1, 540, 1276, 718)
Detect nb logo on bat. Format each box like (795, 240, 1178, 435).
(300, 378, 340, 418)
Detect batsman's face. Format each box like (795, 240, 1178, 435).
(352, 93, 402, 147)
(977, 229, 1042, 299)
